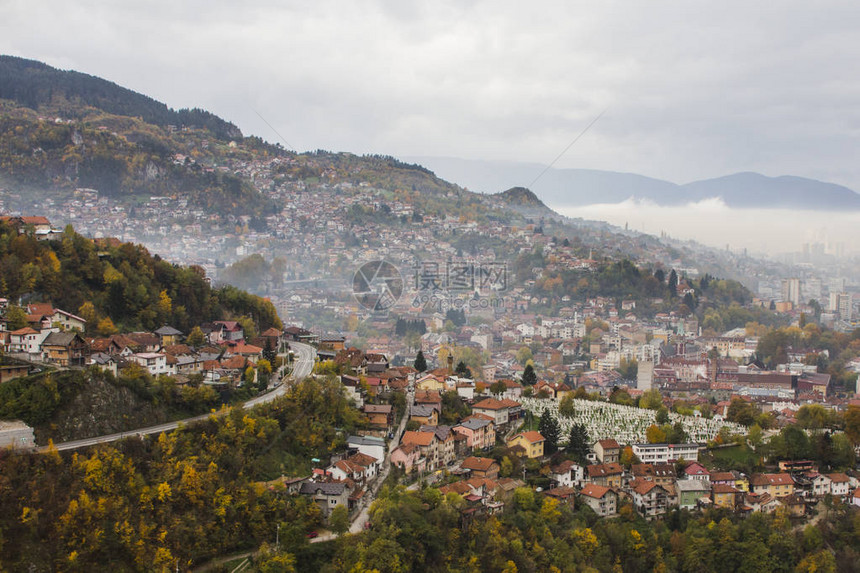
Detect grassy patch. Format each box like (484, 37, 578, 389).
(702, 444, 762, 473)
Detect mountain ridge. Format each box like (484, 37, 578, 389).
(0, 55, 241, 139)
(407, 156, 860, 211)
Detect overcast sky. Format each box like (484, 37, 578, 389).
(3, 0, 860, 190)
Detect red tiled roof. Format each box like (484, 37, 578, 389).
(510, 431, 545, 444)
(401, 431, 435, 447)
(633, 481, 663, 495)
(580, 484, 612, 499)
(461, 456, 497, 472)
(713, 484, 739, 494)
(472, 398, 507, 410)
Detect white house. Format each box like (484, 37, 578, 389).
(130, 352, 173, 376)
(52, 309, 87, 332)
(550, 460, 585, 488)
(828, 473, 851, 498)
(632, 443, 700, 464)
(347, 435, 386, 462)
(8, 327, 52, 356)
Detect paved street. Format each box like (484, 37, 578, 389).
(42, 341, 317, 453)
(348, 385, 414, 533)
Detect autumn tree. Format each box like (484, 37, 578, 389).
(257, 359, 273, 390)
(638, 389, 663, 410)
(96, 316, 118, 335)
(845, 405, 860, 444)
(620, 446, 639, 467)
(516, 346, 533, 366)
(329, 505, 349, 535)
(186, 326, 206, 347)
(490, 380, 507, 396)
(256, 543, 297, 573)
(5, 306, 28, 330)
(77, 301, 98, 329)
(646, 424, 667, 444)
(796, 404, 839, 429)
(559, 393, 576, 417)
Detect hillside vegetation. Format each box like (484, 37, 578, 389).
(0, 221, 281, 334)
(0, 55, 240, 139)
(0, 376, 363, 572)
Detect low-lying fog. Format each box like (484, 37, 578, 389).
(555, 198, 860, 258)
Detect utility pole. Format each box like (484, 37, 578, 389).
(276, 523, 280, 551)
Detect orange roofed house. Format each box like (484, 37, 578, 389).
(460, 456, 500, 480)
(750, 473, 794, 498)
(506, 431, 545, 459)
(579, 484, 618, 516)
(401, 430, 441, 470)
(585, 463, 624, 488)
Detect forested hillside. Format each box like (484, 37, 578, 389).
(319, 485, 858, 572)
(0, 102, 276, 218)
(0, 56, 241, 139)
(0, 221, 281, 334)
(0, 377, 363, 572)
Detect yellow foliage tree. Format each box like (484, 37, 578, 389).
(646, 424, 667, 444)
(77, 301, 98, 327)
(96, 316, 118, 336)
(157, 289, 172, 315)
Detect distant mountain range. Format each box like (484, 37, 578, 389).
(407, 156, 860, 211)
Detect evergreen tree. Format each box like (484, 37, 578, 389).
(667, 269, 678, 296)
(413, 350, 427, 372)
(522, 364, 537, 386)
(682, 291, 697, 310)
(567, 423, 591, 464)
(539, 409, 561, 454)
(263, 337, 277, 364)
(454, 360, 472, 379)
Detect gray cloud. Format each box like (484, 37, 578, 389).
(2, 0, 860, 189)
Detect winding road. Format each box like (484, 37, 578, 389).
(40, 341, 317, 452)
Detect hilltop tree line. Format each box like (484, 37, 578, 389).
(0, 222, 281, 334)
(0, 56, 241, 139)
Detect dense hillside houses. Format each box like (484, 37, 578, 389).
(0, 303, 277, 387)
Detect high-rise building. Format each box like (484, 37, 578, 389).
(781, 278, 801, 307)
(804, 278, 822, 303)
(838, 293, 853, 321)
(829, 292, 841, 313)
(637, 360, 654, 391)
